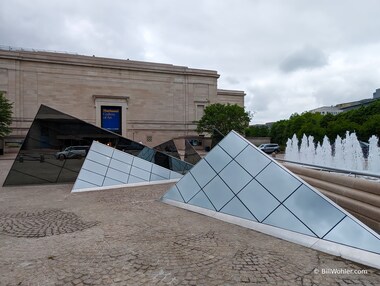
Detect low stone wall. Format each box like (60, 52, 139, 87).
(283, 163, 380, 233)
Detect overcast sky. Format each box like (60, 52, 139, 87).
(1, 0, 380, 124)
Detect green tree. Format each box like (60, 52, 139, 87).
(245, 125, 269, 137)
(196, 103, 252, 136)
(0, 92, 13, 137)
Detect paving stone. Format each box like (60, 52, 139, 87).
(0, 159, 378, 286)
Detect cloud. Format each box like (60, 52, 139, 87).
(1, 0, 380, 125)
(280, 46, 328, 73)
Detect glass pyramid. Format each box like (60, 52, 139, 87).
(184, 140, 202, 165)
(72, 141, 183, 191)
(162, 131, 380, 257)
(154, 139, 181, 160)
(3, 105, 193, 186)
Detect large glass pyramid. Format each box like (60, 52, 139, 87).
(162, 131, 380, 265)
(3, 105, 193, 186)
(72, 141, 183, 191)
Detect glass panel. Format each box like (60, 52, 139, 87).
(170, 171, 183, 179)
(184, 140, 202, 165)
(112, 148, 134, 165)
(263, 205, 316, 237)
(324, 216, 380, 254)
(128, 175, 145, 184)
(235, 145, 271, 177)
(204, 145, 232, 173)
(203, 176, 235, 211)
(130, 166, 151, 181)
(219, 160, 252, 194)
(3, 169, 51, 186)
(237, 179, 280, 222)
(103, 177, 124, 187)
(9, 159, 62, 184)
(137, 147, 155, 162)
(151, 164, 171, 179)
(82, 160, 108, 176)
(77, 169, 104, 186)
(190, 160, 216, 188)
(154, 139, 181, 159)
(109, 159, 131, 174)
(150, 174, 166, 181)
(256, 162, 302, 202)
(220, 197, 257, 221)
(133, 156, 153, 172)
(176, 173, 201, 202)
(106, 168, 129, 184)
(86, 151, 111, 167)
(91, 141, 114, 157)
(188, 190, 215, 211)
(283, 184, 346, 238)
(219, 132, 248, 158)
(73, 179, 98, 190)
(163, 186, 184, 202)
(57, 168, 80, 183)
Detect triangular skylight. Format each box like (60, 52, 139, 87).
(72, 141, 182, 192)
(162, 131, 380, 267)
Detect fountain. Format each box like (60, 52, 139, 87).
(285, 131, 380, 174)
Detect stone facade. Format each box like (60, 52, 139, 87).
(0, 48, 245, 150)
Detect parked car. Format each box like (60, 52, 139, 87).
(55, 146, 89, 160)
(258, 143, 280, 154)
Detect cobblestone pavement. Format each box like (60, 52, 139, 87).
(0, 159, 379, 285)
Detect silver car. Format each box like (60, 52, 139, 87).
(258, 143, 280, 154)
(55, 146, 89, 160)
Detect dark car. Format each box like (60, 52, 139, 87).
(258, 143, 280, 154)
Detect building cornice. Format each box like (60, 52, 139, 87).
(0, 48, 220, 78)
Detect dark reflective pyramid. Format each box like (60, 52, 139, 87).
(154, 139, 181, 159)
(3, 105, 193, 186)
(184, 140, 202, 165)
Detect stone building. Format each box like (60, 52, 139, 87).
(0, 48, 245, 152)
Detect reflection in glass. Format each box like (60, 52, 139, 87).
(219, 160, 252, 194)
(190, 160, 216, 188)
(324, 216, 380, 254)
(184, 140, 202, 165)
(203, 176, 234, 211)
(204, 145, 232, 173)
(188, 190, 215, 211)
(238, 179, 280, 222)
(256, 162, 302, 202)
(220, 197, 256, 221)
(284, 185, 345, 238)
(4, 105, 193, 186)
(176, 173, 201, 202)
(78, 169, 104, 186)
(211, 128, 225, 149)
(235, 145, 271, 177)
(154, 139, 181, 159)
(219, 131, 247, 158)
(263, 205, 316, 237)
(163, 186, 184, 202)
(82, 160, 108, 176)
(105, 168, 129, 184)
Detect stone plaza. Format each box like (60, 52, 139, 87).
(0, 158, 379, 286)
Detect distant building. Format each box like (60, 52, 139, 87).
(309, 88, 380, 115)
(373, 88, 380, 99)
(309, 106, 343, 115)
